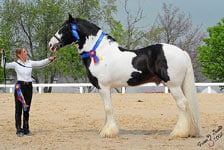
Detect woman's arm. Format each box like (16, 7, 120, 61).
(30, 56, 56, 68)
(1, 52, 15, 69)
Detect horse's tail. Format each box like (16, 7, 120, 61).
(182, 51, 201, 137)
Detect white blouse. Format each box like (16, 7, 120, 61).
(1, 55, 50, 82)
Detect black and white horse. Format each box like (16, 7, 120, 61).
(49, 14, 200, 138)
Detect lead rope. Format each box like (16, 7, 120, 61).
(1, 49, 10, 101)
(2, 49, 6, 93)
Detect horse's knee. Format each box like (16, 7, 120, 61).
(169, 87, 187, 111)
(176, 99, 187, 111)
(104, 106, 114, 116)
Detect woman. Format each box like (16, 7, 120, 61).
(1, 48, 56, 137)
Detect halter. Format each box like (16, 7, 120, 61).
(71, 24, 80, 40)
(54, 24, 80, 42)
(53, 23, 80, 49)
(55, 23, 105, 64)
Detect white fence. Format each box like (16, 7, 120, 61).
(0, 83, 224, 94)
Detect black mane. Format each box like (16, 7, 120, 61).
(65, 17, 116, 49)
(73, 18, 100, 37)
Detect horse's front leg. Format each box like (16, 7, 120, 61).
(99, 87, 119, 138)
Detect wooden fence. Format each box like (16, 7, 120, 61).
(0, 83, 224, 94)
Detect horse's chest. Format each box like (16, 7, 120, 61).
(88, 52, 138, 86)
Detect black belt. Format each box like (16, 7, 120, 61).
(17, 81, 32, 85)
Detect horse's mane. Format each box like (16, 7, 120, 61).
(73, 18, 101, 36)
(74, 18, 118, 43)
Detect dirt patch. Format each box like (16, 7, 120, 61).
(0, 93, 223, 149)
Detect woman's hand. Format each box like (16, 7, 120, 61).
(0, 49, 5, 54)
(48, 56, 56, 62)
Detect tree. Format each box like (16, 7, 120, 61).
(0, 1, 61, 92)
(55, 45, 86, 81)
(74, 0, 101, 22)
(0, 0, 83, 92)
(0, 0, 119, 92)
(0, 36, 7, 83)
(198, 18, 224, 82)
(145, 3, 205, 81)
(111, 0, 148, 50)
(30, 0, 70, 92)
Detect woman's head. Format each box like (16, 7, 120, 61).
(14, 48, 28, 61)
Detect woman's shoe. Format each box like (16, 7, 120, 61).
(24, 130, 32, 136)
(16, 131, 24, 137)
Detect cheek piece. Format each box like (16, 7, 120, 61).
(71, 24, 80, 41)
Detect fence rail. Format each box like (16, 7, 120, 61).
(0, 83, 224, 94)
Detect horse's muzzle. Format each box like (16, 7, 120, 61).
(49, 43, 63, 52)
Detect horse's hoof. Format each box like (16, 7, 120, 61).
(99, 125, 119, 138)
(188, 128, 201, 138)
(170, 130, 189, 138)
(100, 130, 117, 138)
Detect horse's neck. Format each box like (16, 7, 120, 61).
(81, 30, 104, 52)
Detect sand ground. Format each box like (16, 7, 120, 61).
(0, 93, 223, 150)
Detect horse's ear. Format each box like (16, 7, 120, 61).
(68, 13, 74, 22)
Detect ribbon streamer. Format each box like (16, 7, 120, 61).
(15, 83, 29, 111)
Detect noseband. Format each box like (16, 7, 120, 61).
(52, 34, 63, 50)
(54, 34, 63, 43)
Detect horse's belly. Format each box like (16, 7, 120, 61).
(99, 64, 137, 87)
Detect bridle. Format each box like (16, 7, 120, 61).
(52, 23, 80, 50)
(53, 23, 105, 64)
(52, 34, 64, 50)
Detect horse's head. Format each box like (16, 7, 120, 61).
(49, 14, 100, 52)
(49, 14, 78, 52)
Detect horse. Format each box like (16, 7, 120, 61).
(48, 14, 201, 138)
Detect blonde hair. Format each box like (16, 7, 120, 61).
(14, 48, 25, 61)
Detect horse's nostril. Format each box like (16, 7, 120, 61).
(59, 44, 62, 47)
(49, 44, 52, 48)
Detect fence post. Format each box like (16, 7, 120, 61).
(122, 87, 126, 94)
(208, 86, 211, 94)
(38, 86, 42, 94)
(165, 87, 169, 93)
(80, 87, 84, 93)
(10, 87, 13, 93)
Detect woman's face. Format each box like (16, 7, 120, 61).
(19, 48, 28, 60)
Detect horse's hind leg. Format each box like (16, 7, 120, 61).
(169, 86, 190, 138)
(99, 87, 118, 138)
